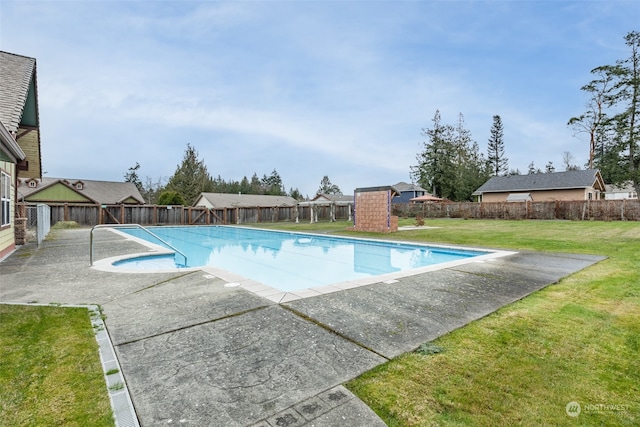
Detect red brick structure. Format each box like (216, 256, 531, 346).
(353, 186, 399, 233)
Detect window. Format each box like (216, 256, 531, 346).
(28, 180, 37, 188)
(1, 171, 11, 227)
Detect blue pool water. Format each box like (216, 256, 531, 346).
(114, 226, 487, 292)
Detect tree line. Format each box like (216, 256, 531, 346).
(127, 31, 638, 206)
(124, 144, 342, 205)
(413, 31, 639, 201)
(569, 30, 639, 196)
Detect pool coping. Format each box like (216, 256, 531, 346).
(92, 226, 517, 303)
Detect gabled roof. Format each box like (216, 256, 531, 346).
(309, 193, 354, 203)
(18, 177, 145, 204)
(473, 170, 605, 195)
(0, 51, 37, 133)
(393, 181, 428, 193)
(195, 193, 298, 208)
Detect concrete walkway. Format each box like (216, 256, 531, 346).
(0, 227, 605, 426)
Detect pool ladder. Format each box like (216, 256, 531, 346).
(90, 224, 188, 267)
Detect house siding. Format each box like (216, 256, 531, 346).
(481, 188, 596, 202)
(23, 182, 93, 203)
(194, 196, 213, 208)
(393, 191, 426, 204)
(16, 129, 41, 179)
(0, 160, 16, 258)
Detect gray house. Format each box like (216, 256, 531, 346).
(391, 182, 429, 203)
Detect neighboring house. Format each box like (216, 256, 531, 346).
(472, 170, 606, 202)
(0, 121, 27, 259)
(0, 51, 42, 181)
(391, 182, 428, 203)
(18, 177, 144, 205)
(604, 182, 638, 200)
(193, 193, 298, 209)
(0, 50, 43, 256)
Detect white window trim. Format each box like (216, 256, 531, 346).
(1, 170, 11, 227)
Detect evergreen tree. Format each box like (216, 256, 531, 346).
(412, 111, 488, 201)
(250, 173, 262, 194)
(124, 162, 143, 192)
(239, 176, 251, 194)
(157, 190, 185, 205)
(545, 161, 555, 173)
(412, 110, 457, 198)
(571, 31, 640, 196)
(165, 144, 213, 205)
(568, 67, 614, 169)
(289, 187, 304, 200)
(487, 115, 508, 176)
(317, 176, 342, 195)
(261, 169, 286, 195)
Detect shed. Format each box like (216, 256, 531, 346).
(353, 185, 399, 233)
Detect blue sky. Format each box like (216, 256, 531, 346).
(1, 1, 638, 197)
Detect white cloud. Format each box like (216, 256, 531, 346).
(3, 0, 638, 196)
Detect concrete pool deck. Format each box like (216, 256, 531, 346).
(0, 227, 605, 426)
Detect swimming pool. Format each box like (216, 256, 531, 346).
(98, 226, 513, 300)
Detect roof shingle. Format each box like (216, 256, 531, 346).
(473, 170, 603, 194)
(0, 51, 36, 133)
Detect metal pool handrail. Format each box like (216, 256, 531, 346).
(90, 224, 188, 267)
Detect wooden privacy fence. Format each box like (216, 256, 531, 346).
(18, 203, 354, 227)
(393, 199, 640, 221)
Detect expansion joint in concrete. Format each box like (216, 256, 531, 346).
(114, 305, 270, 347)
(280, 304, 391, 361)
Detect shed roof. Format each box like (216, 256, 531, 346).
(195, 193, 298, 208)
(354, 185, 400, 195)
(0, 51, 37, 133)
(473, 170, 605, 195)
(18, 177, 145, 204)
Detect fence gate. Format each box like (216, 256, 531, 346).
(36, 204, 51, 246)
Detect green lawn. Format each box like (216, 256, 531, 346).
(255, 219, 639, 425)
(0, 305, 113, 427)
